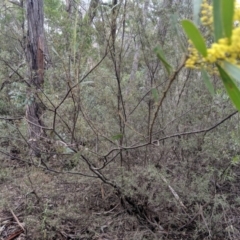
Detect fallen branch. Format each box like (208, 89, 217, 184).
(10, 208, 25, 233)
(6, 229, 24, 240)
(160, 175, 186, 209)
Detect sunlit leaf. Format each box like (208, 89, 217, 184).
(181, 20, 207, 57)
(223, 61, 240, 85)
(217, 64, 240, 111)
(201, 69, 215, 95)
(222, 0, 234, 39)
(213, 0, 223, 41)
(154, 46, 172, 74)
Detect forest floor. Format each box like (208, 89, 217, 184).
(0, 158, 158, 240)
(1, 156, 240, 240)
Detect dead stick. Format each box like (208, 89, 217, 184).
(10, 208, 25, 232)
(6, 229, 24, 240)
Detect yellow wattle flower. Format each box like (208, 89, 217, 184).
(185, 0, 240, 72)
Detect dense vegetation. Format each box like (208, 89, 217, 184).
(0, 0, 240, 239)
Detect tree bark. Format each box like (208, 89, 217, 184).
(111, 0, 118, 52)
(26, 0, 45, 157)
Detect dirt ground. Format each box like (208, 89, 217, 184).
(1, 155, 240, 240)
(0, 159, 157, 240)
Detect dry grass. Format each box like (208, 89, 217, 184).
(0, 157, 155, 240)
(1, 149, 240, 240)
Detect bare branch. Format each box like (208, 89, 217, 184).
(149, 55, 187, 142)
(104, 110, 238, 157)
(8, 0, 23, 7)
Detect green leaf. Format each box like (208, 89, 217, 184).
(193, 0, 203, 25)
(181, 20, 207, 57)
(111, 133, 123, 141)
(223, 61, 240, 85)
(154, 46, 172, 74)
(201, 69, 215, 96)
(152, 88, 159, 102)
(222, 0, 234, 39)
(217, 64, 240, 111)
(213, 0, 223, 41)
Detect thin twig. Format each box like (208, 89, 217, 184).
(160, 175, 186, 209)
(6, 230, 24, 240)
(10, 208, 25, 232)
(104, 110, 238, 157)
(149, 55, 186, 142)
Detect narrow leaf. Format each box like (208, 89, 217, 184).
(181, 20, 207, 57)
(213, 0, 223, 41)
(111, 133, 123, 141)
(217, 64, 240, 111)
(193, 0, 203, 25)
(154, 46, 172, 74)
(222, 0, 234, 39)
(201, 69, 215, 95)
(152, 88, 159, 102)
(223, 61, 240, 85)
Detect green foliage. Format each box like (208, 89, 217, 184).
(213, 0, 223, 41)
(217, 64, 240, 111)
(151, 88, 159, 102)
(154, 46, 172, 74)
(221, 0, 234, 39)
(181, 19, 207, 57)
(44, 0, 62, 19)
(213, 0, 234, 41)
(224, 61, 240, 85)
(111, 133, 123, 141)
(183, 1, 240, 112)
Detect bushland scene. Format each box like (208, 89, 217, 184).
(1, 0, 240, 239)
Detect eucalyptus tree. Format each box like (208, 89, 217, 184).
(25, 0, 46, 157)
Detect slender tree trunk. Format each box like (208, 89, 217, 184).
(26, 0, 45, 157)
(111, 0, 118, 54)
(88, 0, 99, 24)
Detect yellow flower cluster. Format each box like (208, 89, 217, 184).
(185, 41, 202, 69)
(186, 0, 240, 71)
(200, 0, 213, 27)
(206, 28, 240, 65)
(235, 2, 240, 21)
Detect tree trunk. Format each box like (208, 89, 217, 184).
(88, 0, 99, 24)
(26, 0, 45, 157)
(111, 0, 118, 52)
